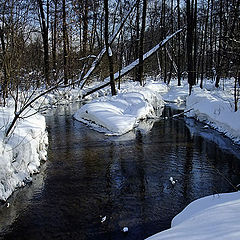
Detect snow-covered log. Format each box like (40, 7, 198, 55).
(83, 28, 184, 98)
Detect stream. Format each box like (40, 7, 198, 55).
(0, 103, 240, 240)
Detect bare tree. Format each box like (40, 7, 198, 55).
(186, 0, 196, 94)
(62, 0, 68, 85)
(138, 0, 147, 86)
(200, 0, 210, 89)
(104, 0, 116, 96)
(37, 0, 50, 86)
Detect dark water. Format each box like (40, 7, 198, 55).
(1, 103, 240, 240)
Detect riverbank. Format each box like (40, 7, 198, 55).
(146, 191, 240, 240)
(0, 107, 48, 201)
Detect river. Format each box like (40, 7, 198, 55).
(0, 103, 240, 240)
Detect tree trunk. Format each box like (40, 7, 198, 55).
(138, 0, 147, 86)
(82, 0, 88, 55)
(186, 0, 195, 94)
(0, 25, 8, 105)
(200, 0, 210, 89)
(63, 0, 68, 85)
(52, 0, 58, 81)
(135, 0, 140, 81)
(37, 0, 50, 86)
(234, 73, 239, 112)
(167, 0, 174, 85)
(104, 0, 116, 96)
(177, 0, 181, 86)
(193, 0, 198, 84)
(215, 0, 223, 88)
(161, 0, 167, 83)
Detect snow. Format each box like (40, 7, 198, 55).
(185, 85, 240, 144)
(162, 83, 189, 104)
(0, 107, 48, 201)
(146, 192, 240, 240)
(74, 81, 165, 135)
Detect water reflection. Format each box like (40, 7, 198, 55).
(0, 104, 240, 240)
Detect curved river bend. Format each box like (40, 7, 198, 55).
(0, 103, 240, 240)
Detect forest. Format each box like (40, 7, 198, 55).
(1, 1, 240, 239)
(0, 0, 239, 105)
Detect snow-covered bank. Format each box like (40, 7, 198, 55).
(74, 81, 165, 135)
(159, 79, 240, 144)
(146, 191, 240, 240)
(0, 107, 48, 202)
(185, 87, 240, 144)
(162, 83, 189, 104)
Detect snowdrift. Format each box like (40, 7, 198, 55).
(146, 191, 240, 240)
(0, 108, 48, 201)
(186, 88, 240, 144)
(74, 82, 165, 135)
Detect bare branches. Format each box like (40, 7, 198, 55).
(83, 28, 184, 98)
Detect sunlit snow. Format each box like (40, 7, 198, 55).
(74, 81, 165, 135)
(146, 192, 240, 240)
(0, 107, 48, 201)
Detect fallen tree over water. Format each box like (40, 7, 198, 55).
(82, 28, 184, 98)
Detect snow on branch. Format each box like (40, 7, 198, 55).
(83, 28, 184, 98)
(79, 3, 137, 89)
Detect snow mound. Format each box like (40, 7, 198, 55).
(74, 85, 164, 135)
(162, 83, 189, 103)
(0, 108, 48, 201)
(146, 191, 240, 240)
(185, 88, 240, 144)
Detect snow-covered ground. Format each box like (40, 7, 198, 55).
(185, 86, 240, 144)
(146, 191, 240, 240)
(0, 107, 48, 201)
(74, 81, 167, 135)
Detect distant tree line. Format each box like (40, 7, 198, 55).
(0, 0, 239, 103)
